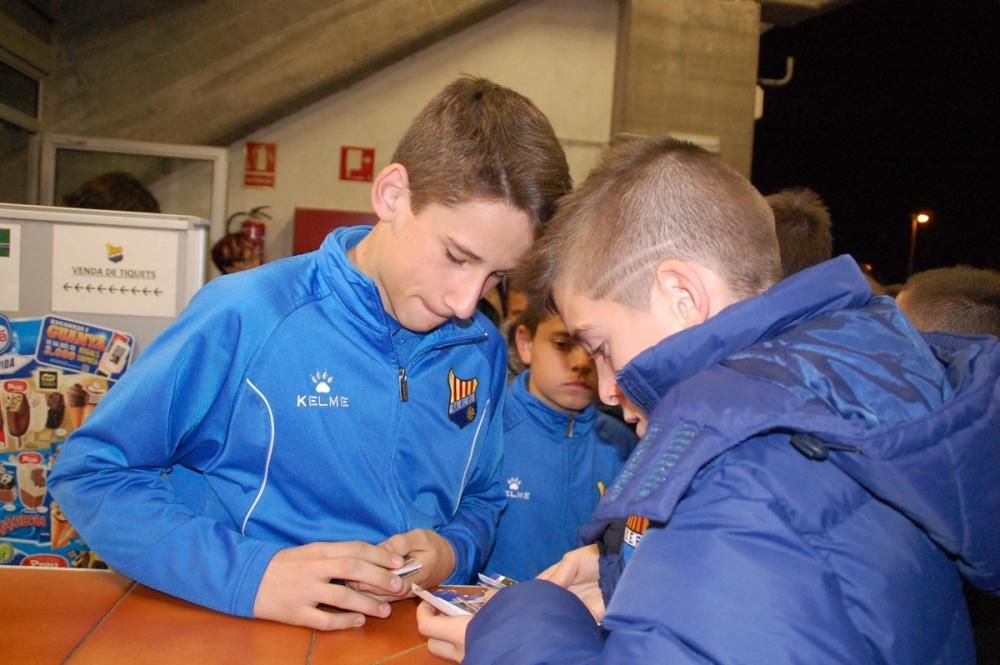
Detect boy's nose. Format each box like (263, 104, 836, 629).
(445, 281, 482, 320)
(594, 358, 618, 406)
(568, 345, 592, 372)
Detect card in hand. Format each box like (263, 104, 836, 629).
(412, 583, 487, 616)
(477, 572, 518, 590)
(390, 555, 423, 578)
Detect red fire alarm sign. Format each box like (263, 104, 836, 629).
(245, 142, 277, 187)
(340, 146, 375, 182)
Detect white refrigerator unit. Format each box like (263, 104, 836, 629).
(0, 202, 208, 568)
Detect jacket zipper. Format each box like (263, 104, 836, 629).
(398, 367, 409, 402)
(397, 331, 488, 403)
(565, 415, 575, 438)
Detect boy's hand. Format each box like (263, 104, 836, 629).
(253, 541, 405, 630)
(375, 529, 456, 598)
(537, 543, 605, 621)
(416, 600, 472, 662)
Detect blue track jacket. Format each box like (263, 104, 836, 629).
(49, 226, 508, 617)
(466, 256, 999, 664)
(483, 372, 635, 580)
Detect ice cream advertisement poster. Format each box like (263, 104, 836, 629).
(34, 315, 134, 382)
(0, 315, 127, 568)
(50, 224, 179, 318)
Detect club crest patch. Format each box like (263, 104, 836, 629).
(622, 515, 649, 566)
(447, 369, 479, 429)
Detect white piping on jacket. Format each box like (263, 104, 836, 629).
(454, 397, 490, 516)
(241, 378, 275, 535)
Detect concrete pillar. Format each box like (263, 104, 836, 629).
(612, 0, 761, 175)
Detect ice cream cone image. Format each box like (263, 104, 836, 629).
(66, 383, 86, 429)
(50, 502, 78, 549)
(83, 382, 107, 422)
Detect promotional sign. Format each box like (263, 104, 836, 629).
(0, 224, 21, 312)
(50, 225, 179, 318)
(0, 315, 132, 568)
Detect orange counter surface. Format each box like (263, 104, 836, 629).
(4, 567, 441, 664)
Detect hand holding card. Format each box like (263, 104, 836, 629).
(390, 556, 423, 579)
(379, 528, 456, 593)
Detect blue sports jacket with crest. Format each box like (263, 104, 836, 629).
(50, 226, 508, 617)
(483, 371, 635, 580)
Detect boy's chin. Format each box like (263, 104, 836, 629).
(396, 308, 450, 333)
(552, 396, 594, 413)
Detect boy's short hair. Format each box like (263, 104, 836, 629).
(765, 187, 833, 277)
(392, 76, 572, 229)
(60, 172, 161, 213)
(508, 300, 548, 341)
(897, 266, 1000, 336)
(514, 137, 781, 310)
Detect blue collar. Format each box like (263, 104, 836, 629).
(507, 371, 596, 438)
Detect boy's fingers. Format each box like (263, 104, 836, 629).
(379, 532, 414, 557)
(415, 600, 442, 633)
(426, 638, 461, 662)
(319, 557, 403, 594)
(316, 583, 392, 619)
(318, 541, 404, 568)
(304, 606, 369, 631)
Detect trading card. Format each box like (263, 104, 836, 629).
(390, 555, 423, 578)
(477, 572, 518, 590)
(412, 583, 487, 617)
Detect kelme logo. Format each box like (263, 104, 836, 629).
(296, 370, 349, 408)
(506, 476, 531, 501)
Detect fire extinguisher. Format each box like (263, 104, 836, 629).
(211, 205, 271, 274)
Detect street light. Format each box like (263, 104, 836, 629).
(908, 210, 932, 277)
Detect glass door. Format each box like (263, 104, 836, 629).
(39, 134, 228, 244)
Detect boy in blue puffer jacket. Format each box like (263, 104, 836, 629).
(48, 77, 571, 631)
(417, 138, 999, 664)
(483, 304, 634, 581)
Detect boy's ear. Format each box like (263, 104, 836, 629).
(651, 260, 711, 329)
(370, 163, 410, 221)
(514, 324, 534, 366)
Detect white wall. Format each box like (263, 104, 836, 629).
(225, 0, 618, 261)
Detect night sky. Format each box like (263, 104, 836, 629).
(753, 0, 1000, 286)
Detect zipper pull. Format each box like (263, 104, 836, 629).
(565, 416, 574, 438)
(398, 368, 409, 402)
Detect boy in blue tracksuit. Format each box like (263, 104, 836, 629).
(48, 77, 571, 631)
(417, 138, 999, 663)
(483, 305, 634, 581)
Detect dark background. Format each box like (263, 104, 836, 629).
(753, 0, 1000, 286)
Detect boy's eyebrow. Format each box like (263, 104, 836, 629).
(447, 237, 483, 263)
(569, 326, 593, 346)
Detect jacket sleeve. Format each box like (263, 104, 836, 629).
(438, 387, 507, 584)
(48, 287, 283, 617)
(463, 460, 877, 664)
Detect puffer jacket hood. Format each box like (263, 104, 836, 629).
(595, 255, 1000, 591)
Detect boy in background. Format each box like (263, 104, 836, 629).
(765, 186, 833, 277)
(418, 138, 999, 663)
(896, 265, 1000, 336)
(484, 304, 634, 581)
(49, 77, 571, 631)
(895, 264, 1000, 662)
